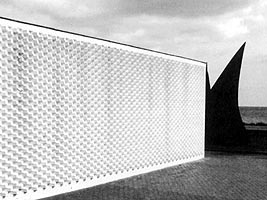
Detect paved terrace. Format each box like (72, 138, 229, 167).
(42, 151, 267, 200)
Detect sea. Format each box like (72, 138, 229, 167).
(239, 106, 267, 125)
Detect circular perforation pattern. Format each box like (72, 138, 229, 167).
(0, 23, 205, 199)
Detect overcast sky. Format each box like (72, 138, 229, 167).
(1, 0, 266, 106)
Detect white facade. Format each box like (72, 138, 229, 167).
(0, 18, 206, 200)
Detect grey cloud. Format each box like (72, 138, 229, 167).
(0, 0, 257, 38)
(4, 0, 257, 21)
(0, 0, 10, 5)
(111, 0, 256, 18)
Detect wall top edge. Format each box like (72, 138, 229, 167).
(0, 16, 207, 67)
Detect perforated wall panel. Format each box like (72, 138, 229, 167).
(0, 18, 206, 200)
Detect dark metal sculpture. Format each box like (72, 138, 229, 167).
(205, 43, 248, 147)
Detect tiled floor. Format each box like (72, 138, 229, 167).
(43, 152, 267, 200)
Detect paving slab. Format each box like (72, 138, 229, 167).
(42, 151, 267, 200)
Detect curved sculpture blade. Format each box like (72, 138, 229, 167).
(206, 43, 248, 147)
